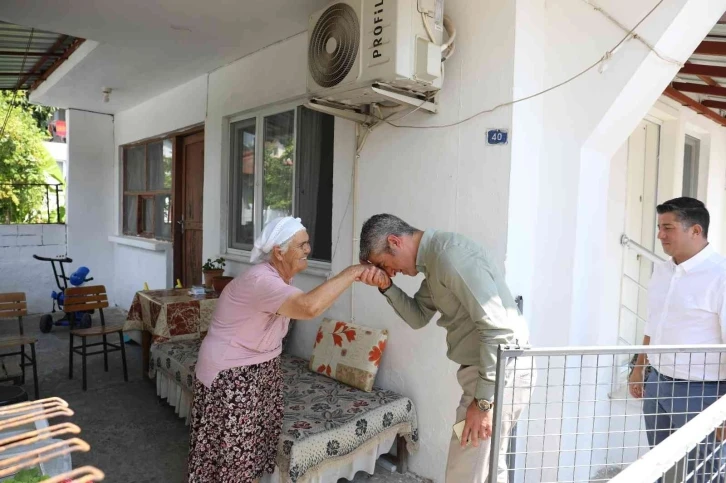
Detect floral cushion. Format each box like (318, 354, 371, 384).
(149, 339, 202, 392)
(310, 319, 388, 392)
(280, 355, 418, 483)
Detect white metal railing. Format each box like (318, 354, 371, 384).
(620, 234, 666, 265)
(615, 234, 667, 393)
(610, 393, 726, 482)
(488, 344, 726, 483)
(618, 234, 664, 348)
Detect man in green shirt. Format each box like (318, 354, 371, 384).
(358, 213, 533, 483)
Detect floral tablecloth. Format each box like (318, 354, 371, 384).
(123, 289, 219, 342)
(150, 339, 419, 483)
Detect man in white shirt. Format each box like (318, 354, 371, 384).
(629, 197, 726, 480)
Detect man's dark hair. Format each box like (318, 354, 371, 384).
(656, 197, 709, 238)
(359, 214, 419, 262)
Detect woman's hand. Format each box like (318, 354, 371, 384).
(358, 266, 392, 291)
(279, 265, 377, 320)
(343, 264, 368, 280)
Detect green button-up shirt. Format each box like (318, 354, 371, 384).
(382, 229, 529, 400)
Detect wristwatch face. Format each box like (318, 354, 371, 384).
(477, 399, 492, 411)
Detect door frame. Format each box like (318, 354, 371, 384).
(619, 119, 661, 347)
(172, 127, 205, 286)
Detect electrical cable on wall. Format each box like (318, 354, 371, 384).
(379, 0, 673, 130)
(331, 0, 673, 320)
(583, 0, 682, 67)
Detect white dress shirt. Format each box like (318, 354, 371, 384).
(645, 244, 726, 381)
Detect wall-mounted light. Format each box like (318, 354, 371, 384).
(102, 87, 112, 103)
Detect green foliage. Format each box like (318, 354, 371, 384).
(203, 257, 226, 271)
(10, 91, 57, 133)
(263, 137, 294, 213)
(4, 467, 50, 482)
(0, 91, 63, 224)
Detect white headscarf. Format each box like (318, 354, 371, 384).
(250, 216, 306, 263)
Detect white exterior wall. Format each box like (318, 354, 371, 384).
(0, 224, 67, 314)
(43, 141, 68, 180)
(66, 110, 115, 303)
(353, 1, 517, 477)
(506, 0, 546, 319)
(110, 75, 208, 308)
(202, 1, 517, 478)
(42, 142, 68, 163)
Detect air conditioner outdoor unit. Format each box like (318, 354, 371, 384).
(307, 0, 446, 110)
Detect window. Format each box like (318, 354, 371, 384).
(122, 139, 173, 240)
(229, 105, 334, 262)
(682, 135, 700, 198)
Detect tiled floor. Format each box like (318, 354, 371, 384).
(3, 309, 430, 483)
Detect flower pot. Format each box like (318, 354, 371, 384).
(212, 276, 234, 294)
(203, 269, 224, 288)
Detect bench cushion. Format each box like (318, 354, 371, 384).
(279, 355, 418, 482)
(150, 339, 201, 393)
(150, 340, 419, 483)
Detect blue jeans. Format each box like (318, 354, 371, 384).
(644, 370, 726, 482)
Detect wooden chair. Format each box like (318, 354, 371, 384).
(0, 293, 39, 399)
(65, 286, 128, 391)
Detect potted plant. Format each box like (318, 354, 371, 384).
(202, 257, 226, 288)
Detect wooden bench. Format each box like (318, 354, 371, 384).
(150, 340, 419, 482)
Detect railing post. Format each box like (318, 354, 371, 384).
(55, 185, 60, 223)
(45, 184, 50, 223)
(489, 344, 513, 482)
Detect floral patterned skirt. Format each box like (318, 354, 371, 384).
(188, 358, 283, 483)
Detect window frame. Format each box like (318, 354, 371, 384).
(682, 135, 701, 198)
(121, 137, 174, 241)
(226, 101, 333, 269)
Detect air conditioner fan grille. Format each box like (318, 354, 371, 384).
(308, 3, 359, 88)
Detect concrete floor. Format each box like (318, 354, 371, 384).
(4, 309, 430, 483)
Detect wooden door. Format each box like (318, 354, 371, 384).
(175, 132, 204, 287)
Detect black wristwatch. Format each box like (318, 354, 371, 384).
(379, 283, 392, 295)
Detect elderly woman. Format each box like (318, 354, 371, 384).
(188, 216, 374, 483)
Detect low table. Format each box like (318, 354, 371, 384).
(122, 288, 219, 378)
